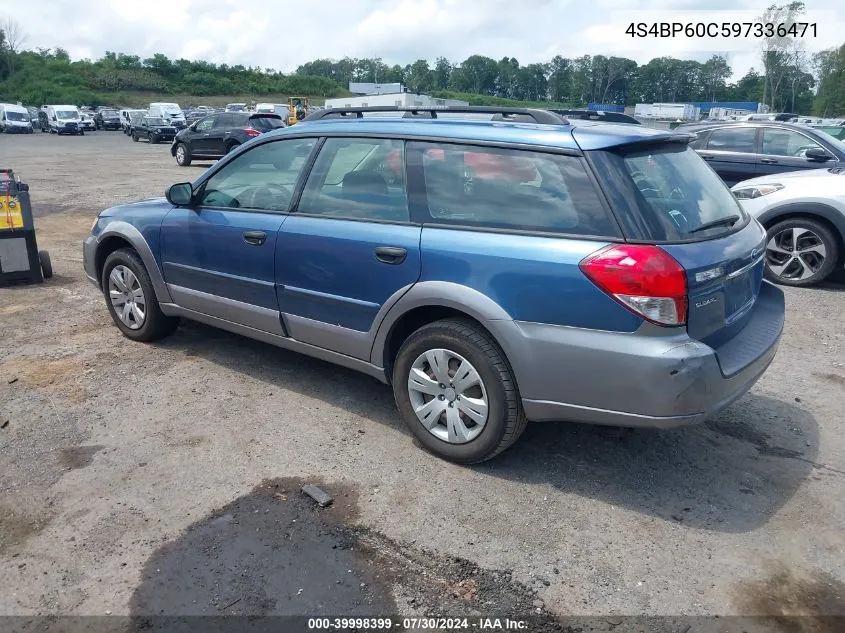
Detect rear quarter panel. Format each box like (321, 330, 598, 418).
(419, 228, 642, 331)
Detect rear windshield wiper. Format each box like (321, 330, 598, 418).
(689, 215, 741, 234)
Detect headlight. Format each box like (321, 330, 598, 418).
(732, 184, 785, 200)
(158, 128, 164, 133)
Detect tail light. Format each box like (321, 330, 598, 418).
(579, 244, 687, 326)
(244, 128, 261, 137)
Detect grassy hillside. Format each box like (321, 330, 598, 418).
(96, 91, 344, 109)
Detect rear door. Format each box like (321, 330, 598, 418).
(756, 126, 836, 176)
(275, 137, 421, 359)
(160, 136, 318, 334)
(696, 126, 760, 186)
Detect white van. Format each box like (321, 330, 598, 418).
(44, 105, 84, 135)
(255, 103, 288, 117)
(0, 103, 34, 134)
(148, 102, 186, 128)
(120, 109, 147, 134)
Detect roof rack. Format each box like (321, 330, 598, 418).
(302, 105, 568, 125)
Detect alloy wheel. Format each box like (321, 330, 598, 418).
(407, 348, 489, 444)
(766, 227, 827, 282)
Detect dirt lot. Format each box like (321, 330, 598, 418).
(1, 131, 844, 630)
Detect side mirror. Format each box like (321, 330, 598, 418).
(166, 182, 194, 206)
(805, 147, 831, 162)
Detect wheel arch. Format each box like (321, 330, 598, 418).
(758, 202, 845, 265)
(370, 282, 514, 384)
(95, 222, 172, 303)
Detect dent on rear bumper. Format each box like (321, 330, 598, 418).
(488, 315, 781, 428)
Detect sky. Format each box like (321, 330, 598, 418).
(4, 0, 845, 82)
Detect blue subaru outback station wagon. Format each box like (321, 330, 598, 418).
(83, 106, 785, 464)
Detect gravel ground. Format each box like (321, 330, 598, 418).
(1, 132, 844, 631)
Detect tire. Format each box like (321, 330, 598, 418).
(764, 217, 840, 287)
(150, 134, 159, 144)
(225, 141, 240, 154)
(38, 250, 53, 279)
(101, 248, 179, 342)
(392, 318, 528, 464)
(79, 130, 84, 136)
(132, 133, 139, 142)
(175, 143, 192, 166)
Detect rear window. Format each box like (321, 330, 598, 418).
(617, 144, 747, 240)
(249, 115, 284, 131)
(410, 142, 621, 237)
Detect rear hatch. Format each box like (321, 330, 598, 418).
(587, 140, 781, 376)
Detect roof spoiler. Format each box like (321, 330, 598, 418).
(302, 105, 569, 125)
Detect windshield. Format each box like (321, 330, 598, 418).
(6, 111, 28, 121)
(101, 110, 118, 117)
(129, 112, 144, 122)
(249, 116, 284, 131)
(811, 127, 845, 149)
(614, 144, 746, 240)
(146, 118, 166, 126)
(57, 110, 79, 119)
(164, 108, 182, 116)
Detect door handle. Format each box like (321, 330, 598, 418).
(243, 230, 267, 246)
(701, 155, 714, 160)
(760, 158, 778, 164)
(374, 246, 408, 265)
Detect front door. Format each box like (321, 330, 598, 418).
(276, 137, 421, 359)
(160, 136, 319, 334)
(204, 113, 233, 156)
(756, 126, 835, 177)
(189, 116, 218, 156)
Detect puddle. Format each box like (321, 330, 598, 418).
(129, 477, 561, 627)
(734, 561, 845, 633)
(57, 445, 104, 470)
(0, 502, 53, 554)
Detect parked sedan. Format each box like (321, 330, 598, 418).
(132, 117, 177, 144)
(678, 121, 845, 186)
(732, 167, 845, 286)
(171, 112, 284, 166)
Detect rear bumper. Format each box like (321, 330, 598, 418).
(489, 281, 784, 427)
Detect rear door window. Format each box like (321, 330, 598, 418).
(410, 142, 620, 237)
(705, 127, 757, 153)
(296, 137, 409, 222)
